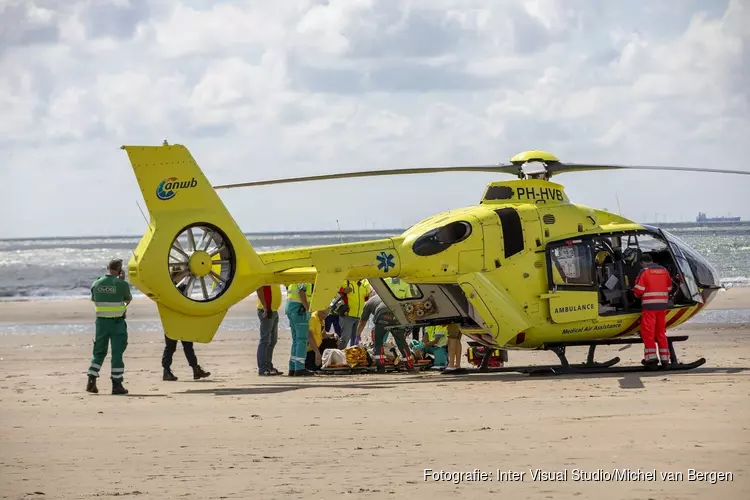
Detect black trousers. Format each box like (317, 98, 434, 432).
(305, 337, 338, 371)
(162, 335, 198, 369)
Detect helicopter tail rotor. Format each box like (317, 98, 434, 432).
(121, 143, 270, 343)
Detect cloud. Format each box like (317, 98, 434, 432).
(1, 0, 749, 238)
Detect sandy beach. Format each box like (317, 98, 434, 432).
(1, 289, 749, 499)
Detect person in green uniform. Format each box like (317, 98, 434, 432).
(356, 291, 416, 373)
(86, 258, 132, 395)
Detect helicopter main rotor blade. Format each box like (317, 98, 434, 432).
(213, 164, 518, 190)
(549, 163, 750, 176)
(212, 158, 749, 190)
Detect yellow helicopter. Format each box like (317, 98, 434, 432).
(121, 142, 749, 375)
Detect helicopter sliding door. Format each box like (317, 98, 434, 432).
(544, 239, 599, 324)
(368, 278, 467, 326)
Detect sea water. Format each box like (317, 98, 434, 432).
(0, 226, 748, 335)
(0, 230, 399, 300)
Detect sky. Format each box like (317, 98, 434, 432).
(1, 0, 749, 239)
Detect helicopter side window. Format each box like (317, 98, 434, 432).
(412, 221, 472, 257)
(382, 277, 424, 300)
(495, 208, 524, 258)
(549, 243, 595, 288)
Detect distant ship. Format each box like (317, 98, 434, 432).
(696, 212, 741, 223)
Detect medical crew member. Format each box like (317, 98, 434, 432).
(336, 279, 371, 349)
(86, 259, 131, 395)
(357, 291, 416, 373)
(256, 284, 283, 376)
(305, 310, 330, 371)
(423, 325, 449, 368)
(386, 277, 416, 299)
(385, 277, 420, 341)
(632, 253, 673, 369)
(285, 283, 315, 376)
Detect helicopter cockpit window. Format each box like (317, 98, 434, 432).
(382, 277, 423, 300)
(549, 244, 595, 286)
(624, 233, 668, 254)
(620, 232, 675, 287)
(662, 230, 721, 288)
(412, 221, 472, 257)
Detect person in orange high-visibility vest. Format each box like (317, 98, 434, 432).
(632, 253, 673, 369)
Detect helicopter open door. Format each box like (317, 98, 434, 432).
(369, 276, 530, 346)
(544, 239, 599, 324)
(369, 278, 469, 326)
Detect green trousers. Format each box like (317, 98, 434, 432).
(285, 302, 310, 371)
(373, 326, 411, 367)
(88, 317, 128, 381)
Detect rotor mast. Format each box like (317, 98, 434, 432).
(509, 150, 561, 181)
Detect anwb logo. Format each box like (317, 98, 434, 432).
(156, 177, 198, 201)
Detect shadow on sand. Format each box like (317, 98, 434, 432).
(175, 366, 750, 396)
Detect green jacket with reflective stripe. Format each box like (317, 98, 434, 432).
(91, 274, 132, 318)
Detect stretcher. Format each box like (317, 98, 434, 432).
(317, 358, 433, 375)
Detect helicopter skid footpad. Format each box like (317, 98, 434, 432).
(461, 335, 704, 376)
(471, 357, 620, 374)
(462, 357, 705, 376)
(526, 358, 706, 376)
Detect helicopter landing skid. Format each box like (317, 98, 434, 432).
(525, 358, 706, 376)
(466, 335, 705, 376)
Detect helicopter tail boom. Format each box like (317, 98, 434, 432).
(255, 238, 402, 312)
(122, 143, 270, 342)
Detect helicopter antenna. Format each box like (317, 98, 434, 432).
(615, 192, 622, 216)
(136, 201, 151, 232)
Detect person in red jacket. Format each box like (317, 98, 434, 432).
(632, 253, 673, 369)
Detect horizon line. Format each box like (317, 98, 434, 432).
(1, 228, 409, 242)
(4, 220, 749, 242)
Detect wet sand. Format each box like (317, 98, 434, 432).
(1, 289, 749, 499)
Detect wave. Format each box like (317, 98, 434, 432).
(720, 276, 750, 288)
(1, 230, 748, 300)
(0, 231, 402, 252)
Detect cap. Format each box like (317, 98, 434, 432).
(108, 258, 123, 271)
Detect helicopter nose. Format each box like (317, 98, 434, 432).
(662, 229, 721, 289)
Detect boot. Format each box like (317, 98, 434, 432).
(112, 379, 128, 395)
(163, 368, 178, 381)
(192, 365, 210, 380)
(641, 358, 660, 371)
(86, 375, 98, 394)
